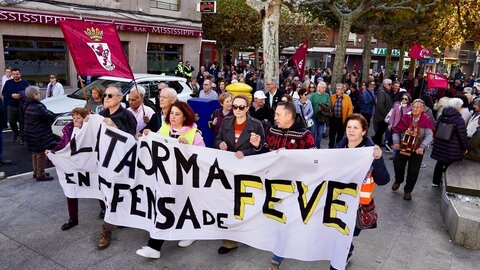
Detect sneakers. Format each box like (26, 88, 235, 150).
(391, 182, 400, 191)
(403, 192, 412, 200)
(136, 246, 161, 259)
(178, 240, 196, 247)
(420, 163, 427, 168)
(432, 183, 441, 188)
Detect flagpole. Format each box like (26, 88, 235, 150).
(78, 74, 91, 113)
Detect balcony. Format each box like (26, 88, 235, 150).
(149, 0, 179, 11)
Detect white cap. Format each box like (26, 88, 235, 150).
(399, 88, 407, 93)
(254, 91, 266, 99)
(231, 79, 239, 83)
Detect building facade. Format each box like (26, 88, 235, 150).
(0, 0, 202, 87)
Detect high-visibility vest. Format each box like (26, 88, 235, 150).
(159, 123, 197, 145)
(184, 66, 193, 78)
(176, 64, 184, 76)
(359, 170, 375, 205)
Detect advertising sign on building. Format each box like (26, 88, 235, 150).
(197, 1, 217, 13)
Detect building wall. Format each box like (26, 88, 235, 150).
(0, 1, 202, 87)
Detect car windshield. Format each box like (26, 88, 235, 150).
(69, 79, 132, 100)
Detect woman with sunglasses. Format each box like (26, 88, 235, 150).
(307, 83, 316, 98)
(215, 94, 265, 255)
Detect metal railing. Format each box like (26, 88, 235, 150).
(149, 0, 179, 11)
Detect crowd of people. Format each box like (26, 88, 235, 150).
(1, 62, 480, 269)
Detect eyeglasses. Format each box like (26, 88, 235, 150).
(309, 86, 315, 88)
(103, 93, 119, 99)
(50, 77, 56, 79)
(232, 105, 247, 111)
(369, 83, 375, 86)
(402, 98, 409, 101)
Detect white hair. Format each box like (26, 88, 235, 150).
(25, 85, 40, 98)
(383, 79, 392, 86)
(130, 85, 146, 98)
(448, 97, 463, 109)
(317, 81, 327, 89)
(161, 87, 177, 101)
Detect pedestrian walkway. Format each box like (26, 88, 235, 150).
(1, 149, 479, 270)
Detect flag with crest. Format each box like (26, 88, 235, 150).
(59, 20, 134, 79)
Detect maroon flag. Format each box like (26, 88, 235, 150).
(291, 40, 308, 78)
(409, 43, 430, 60)
(59, 20, 133, 79)
(427, 72, 448, 89)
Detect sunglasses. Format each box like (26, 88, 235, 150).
(103, 93, 118, 99)
(232, 105, 247, 111)
(50, 77, 56, 79)
(402, 98, 409, 101)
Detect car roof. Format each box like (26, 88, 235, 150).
(98, 73, 187, 83)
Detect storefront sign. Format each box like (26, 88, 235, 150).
(0, 8, 202, 37)
(372, 48, 407, 57)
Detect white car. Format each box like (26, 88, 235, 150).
(42, 73, 192, 137)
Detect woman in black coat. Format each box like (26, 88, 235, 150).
(23, 86, 56, 181)
(431, 98, 468, 187)
(214, 94, 265, 254)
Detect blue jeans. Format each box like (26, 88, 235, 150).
(311, 121, 326, 148)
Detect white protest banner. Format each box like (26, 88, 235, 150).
(48, 114, 374, 270)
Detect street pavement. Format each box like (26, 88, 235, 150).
(1, 140, 480, 270)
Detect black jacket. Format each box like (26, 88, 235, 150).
(23, 98, 56, 152)
(431, 107, 468, 163)
(215, 115, 265, 156)
(99, 106, 137, 136)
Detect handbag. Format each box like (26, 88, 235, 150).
(356, 198, 378, 229)
(435, 122, 454, 140)
(305, 118, 314, 128)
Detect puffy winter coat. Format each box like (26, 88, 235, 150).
(23, 98, 56, 152)
(431, 107, 468, 163)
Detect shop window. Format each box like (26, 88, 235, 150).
(147, 43, 183, 75)
(3, 37, 67, 86)
(318, 32, 327, 44)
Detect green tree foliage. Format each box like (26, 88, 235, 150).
(202, 0, 262, 51)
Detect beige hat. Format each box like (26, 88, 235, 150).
(254, 91, 266, 99)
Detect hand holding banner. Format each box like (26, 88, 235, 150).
(59, 20, 134, 79)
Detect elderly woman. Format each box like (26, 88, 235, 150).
(430, 98, 468, 187)
(391, 99, 436, 200)
(209, 92, 233, 136)
(335, 114, 389, 267)
(136, 101, 204, 259)
(48, 107, 88, 230)
(23, 86, 57, 181)
(85, 86, 104, 114)
(215, 94, 265, 254)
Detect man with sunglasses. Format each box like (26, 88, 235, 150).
(96, 85, 137, 250)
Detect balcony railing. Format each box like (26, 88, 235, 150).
(149, 0, 179, 11)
